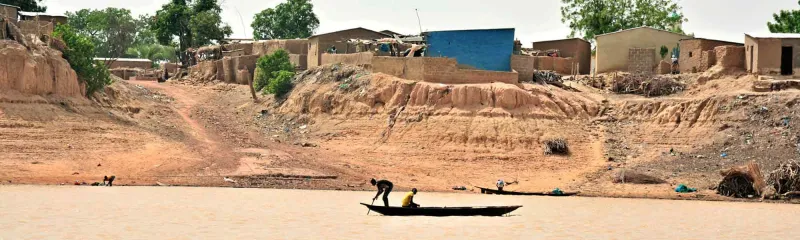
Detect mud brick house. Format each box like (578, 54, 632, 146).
(679, 38, 743, 73)
(18, 11, 67, 25)
(308, 27, 390, 68)
(424, 28, 515, 72)
(531, 38, 591, 74)
(596, 26, 691, 73)
(94, 58, 154, 69)
(745, 33, 800, 76)
(0, 3, 19, 22)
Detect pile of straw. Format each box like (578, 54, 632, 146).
(767, 160, 800, 194)
(543, 138, 569, 155)
(717, 162, 765, 198)
(611, 74, 684, 97)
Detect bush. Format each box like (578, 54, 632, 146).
(53, 25, 112, 96)
(265, 70, 295, 98)
(543, 138, 569, 155)
(254, 49, 294, 91)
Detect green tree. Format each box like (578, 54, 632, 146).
(152, 0, 231, 51)
(0, 0, 45, 12)
(560, 0, 687, 41)
(65, 8, 137, 59)
(251, 0, 319, 40)
(133, 14, 158, 46)
(266, 70, 295, 97)
(126, 44, 178, 64)
(54, 24, 112, 96)
(768, 1, 800, 33)
(254, 49, 294, 91)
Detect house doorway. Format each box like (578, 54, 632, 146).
(781, 46, 793, 75)
(749, 46, 754, 73)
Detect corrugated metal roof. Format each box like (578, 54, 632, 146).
(0, 3, 20, 9)
(19, 11, 67, 18)
(745, 33, 800, 39)
(94, 58, 152, 62)
(595, 26, 689, 38)
(310, 27, 390, 38)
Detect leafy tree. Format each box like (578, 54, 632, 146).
(560, 0, 686, 41)
(133, 14, 158, 46)
(65, 8, 137, 59)
(0, 0, 45, 12)
(126, 44, 178, 64)
(152, 0, 231, 52)
(659, 45, 669, 59)
(254, 49, 294, 91)
(251, 0, 319, 40)
(54, 24, 112, 96)
(266, 70, 295, 97)
(768, 1, 800, 33)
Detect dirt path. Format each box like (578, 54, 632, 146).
(130, 80, 215, 147)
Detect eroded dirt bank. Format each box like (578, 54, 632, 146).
(3, 64, 800, 203)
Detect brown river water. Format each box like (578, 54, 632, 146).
(1, 185, 799, 239)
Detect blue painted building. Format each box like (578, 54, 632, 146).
(424, 28, 515, 72)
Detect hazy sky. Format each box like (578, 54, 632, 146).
(40, 0, 799, 46)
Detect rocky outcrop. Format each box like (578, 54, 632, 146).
(0, 40, 82, 97)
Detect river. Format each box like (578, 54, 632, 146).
(1, 185, 798, 239)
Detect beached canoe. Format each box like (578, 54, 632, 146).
(477, 187, 579, 196)
(361, 203, 521, 217)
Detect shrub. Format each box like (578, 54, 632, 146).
(254, 49, 294, 91)
(266, 70, 295, 98)
(53, 24, 112, 96)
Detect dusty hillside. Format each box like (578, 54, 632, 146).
(4, 62, 800, 202)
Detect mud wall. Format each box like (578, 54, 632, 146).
(628, 48, 655, 74)
(221, 55, 258, 84)
(0, 40, 81, 97)
(321, 52, 373, 67)
(252, 39, 308, 56)
(289, 54, 308, 70)
(531, 38, 591, 74)
(700, 50, 716, 72)
(511, 55, 535, 82)
(715, 45, 745, 70)
(373, 57, 518, 84)
(223, 42, 253, 55)
(188, 61, 217, 81)
(679, 39, 742, 73)
(161, 63, 178, 74)
(17, 20, 52, 39)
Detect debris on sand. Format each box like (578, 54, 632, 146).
(610, 74, 685, 97)
(543, 138, 569, 155)
(766, 160, 800, 194)
(612, 170, 666, 184)
(717, 162, 765, 198)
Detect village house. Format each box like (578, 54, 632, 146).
(424, 28, 515, 72)
(595, 26, 691, 74)
(679, 38, 743, 73)
(307, 27, 391, 68)
(531, 38, 592, 74)
(744, 33, 800, 76)
(18, 11, 67, 25)
(94, 58, 154, 69)
(0, 3, 19, 22)
(380, 30, 402, 37)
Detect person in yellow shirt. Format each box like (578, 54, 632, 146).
(401, 188, 419, 208)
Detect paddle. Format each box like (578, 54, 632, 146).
(366, 198, 376, 215)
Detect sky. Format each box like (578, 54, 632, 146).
(39, 0, 800, 47)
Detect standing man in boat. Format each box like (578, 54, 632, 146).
(401, 188, 419, 208)
(371, 178, 393, 207)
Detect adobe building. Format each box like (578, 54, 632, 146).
(679, 38, 743, 73)
(744, 33, 800, 76)
(18, 11, 67, 25)
(94, 58, 153, 69)
(596, 26, 691, 73)
(308, 27, 390, 68)
(531, 38, 591, 74)
(424, 28, 515, 71)
(0, 3, 19, 22)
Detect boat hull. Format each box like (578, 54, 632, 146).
(361, 203, 521, 217)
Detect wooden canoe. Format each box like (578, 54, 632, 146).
(361, 203, 521, 217)
(477, 187, 579, 196)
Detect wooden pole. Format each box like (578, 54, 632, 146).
(246, 66, 258, 102)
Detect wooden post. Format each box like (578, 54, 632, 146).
(246, 66, 258, 102)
